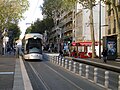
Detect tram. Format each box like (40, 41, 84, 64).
(22, 33, 43, 60)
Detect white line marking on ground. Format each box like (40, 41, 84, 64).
(0, 72, 14, 75)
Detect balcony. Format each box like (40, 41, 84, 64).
(64, 27, 72, 34)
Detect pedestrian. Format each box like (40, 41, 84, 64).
(59, 49, 63, 58)
(102, 48, 107, 63)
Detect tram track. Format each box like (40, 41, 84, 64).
(26, 60, 83, 90)
(23, 59, 106, 90)
(28, 62, 50, 90)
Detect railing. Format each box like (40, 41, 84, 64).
(43, 54, 120, 90)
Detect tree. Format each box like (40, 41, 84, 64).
(25, 18, 54, 35)
(41, 0, 62, 17)
(8, 23, 21, 41)
(25, 26, 32, 34)
(0, 0, 29, 32)
(7, 23, 21, 47)
(42, 0, 97, 58)
(0, 0, 29, 55)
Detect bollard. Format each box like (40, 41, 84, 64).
(65, 59, 68, 69)
(62, 58, 64, 67)
(94, 68, 98, 83)
(52, 56, 55, 63)
(86, 65, 89, 79)
(105, 71, 109, 89)
(48, 55, 49, 60)
(53, 56, 55, 64)
(59, 57, 61, 66)
(73, 62, 76, 73)
(57, 56, 59, 65)
(69, 60, 72, 71)
(54, 56, 57, 64)
(52, 56, 54, 63)
(79, 64, 82, 76)
(118, 75, 120, 90)
(50, 56, 52, 62)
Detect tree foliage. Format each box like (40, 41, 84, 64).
(6, 23, 21, 47)
(0, 0, 29, 32)
(41, 0, 63, 17)
(25, 18, 54, 34)
(8, 23, 21, 41)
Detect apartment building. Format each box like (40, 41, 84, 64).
(105, 0, 120, 57)
(49, 1, 106, 56)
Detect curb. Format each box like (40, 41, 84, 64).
(65, 57, 120, 73)
(13, 56, 33, 90)
(13, 57, 24, 90)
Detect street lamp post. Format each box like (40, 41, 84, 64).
(99, 0, 101, 59)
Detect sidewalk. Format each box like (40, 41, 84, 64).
(0, 54, 16, 89)
(0, 53, 33, 90)
(65, 56, 120, 67)
(86, 57, 120, 67)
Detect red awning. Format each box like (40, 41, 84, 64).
(71, 41, 98, 46)
(72, 42, 76, 46)
(79, 41, 98, 46)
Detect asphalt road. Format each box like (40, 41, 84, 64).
(24, 59, 106, 90)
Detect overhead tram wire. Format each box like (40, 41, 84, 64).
(31, 0, 40, 23)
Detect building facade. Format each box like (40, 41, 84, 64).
(49, 1, 106, 57)
(105, 0, 120, 57)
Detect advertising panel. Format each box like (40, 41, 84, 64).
(103, 35, 117, 60)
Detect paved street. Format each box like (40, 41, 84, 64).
(0, 53, 119, 90)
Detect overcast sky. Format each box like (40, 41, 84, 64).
(18, 0, 43, 39)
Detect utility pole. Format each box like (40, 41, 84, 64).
(99, 0, 101, 59)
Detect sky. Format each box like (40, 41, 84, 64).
(18, 0, 43, 39)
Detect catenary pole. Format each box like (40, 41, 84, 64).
(99, 0, 101, 59)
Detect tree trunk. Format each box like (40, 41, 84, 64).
(0, 39, 3, 55)
(89, 0, 96, 58)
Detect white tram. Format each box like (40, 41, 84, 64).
(22, 33, 43, 60)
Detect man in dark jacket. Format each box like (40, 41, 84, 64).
(102, 48, 107, 63)
(59, 49, 63, 57)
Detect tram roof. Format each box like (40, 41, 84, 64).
(24, 33, 43, 40)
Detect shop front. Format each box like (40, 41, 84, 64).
(70, 41, 98, 58)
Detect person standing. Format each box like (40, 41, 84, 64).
(59, 49, 63, 58)
(102, 48, 107, 63)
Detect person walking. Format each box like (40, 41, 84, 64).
(59, 49, 63, 58)
(102, 48, 107, 63)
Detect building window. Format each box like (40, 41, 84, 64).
(113, 28, 116, 33)
(113, 19, 116, 33)
(108, 29, 111, 35)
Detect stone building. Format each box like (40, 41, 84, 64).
(105, 0, 120, 57)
